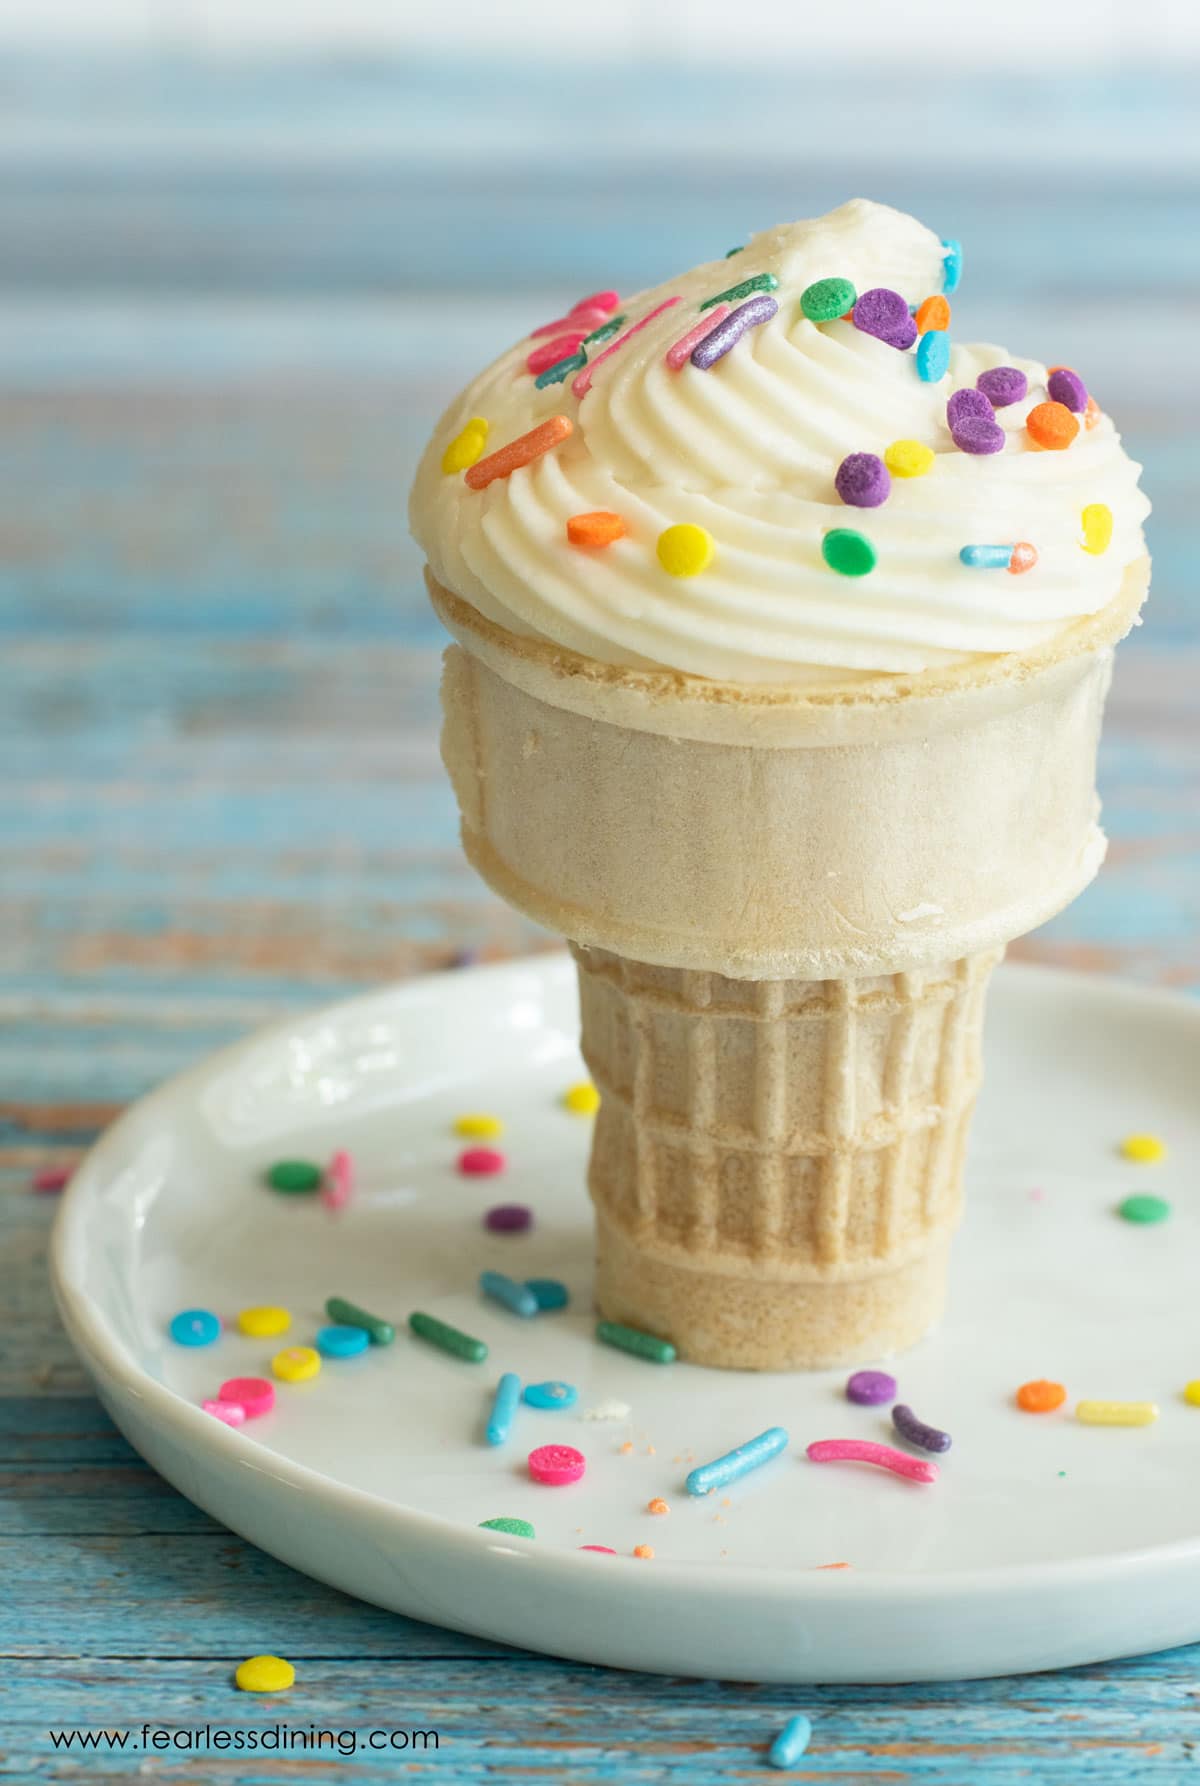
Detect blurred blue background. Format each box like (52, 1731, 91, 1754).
(2, 2, 1198, 1107)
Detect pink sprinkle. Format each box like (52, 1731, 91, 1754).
(528, 298, 614, 335)
(580, 1544, 617, 1554)
(807, 1439, 939, 1484)
(572, 297, 682, 398)
(218, 1376, 275, 1420)
(529, 1443, 586, 1486)
(321, 1148, 355, 1211)
(567, 306, 610, 332)
(664, 305, 729, 370)
(527, 331, 587, 376)
(459, 1146, 506, 1177)
(202, 1399, 246, 1427)
(32, 1164, 73, 1194)
(1029, 1187, 1045, 1203)
(572, 290, 620, 318)
(530, 312, 582, 339)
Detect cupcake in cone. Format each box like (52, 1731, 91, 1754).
(410, 199, 1150, 1369)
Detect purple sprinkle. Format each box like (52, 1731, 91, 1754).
(851, 288, 917, 351)
(846, 1369, 897, 1406)
(690, 293, 778, 370)
(976, 366, 1028, 409)
(951, 416, 1006, 456)
(834, 452, 890, 509)
(946, 387, 993, 428)
(892, 1403, 952, 1454)
(485, 1203, 532, 1234)
(1047, 367, 1088, 412)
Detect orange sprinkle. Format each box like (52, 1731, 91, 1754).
(647, 1497, 670, 1516)
(464, 415, 573, 490)
(1026, 401, 1079, 452)
(817, 1562, 852, 1570)
(915, 295, 950, 333)
(567, 510, 626, 549)
(1085, 395, 1101, 430)
(1017, 1379, 1068, 1414)
(645, 1445, 656, 1456)
(1008, 541, 1038, 576)
(633, 1544, 655, 1560)
(619, 1440, 634, 1455)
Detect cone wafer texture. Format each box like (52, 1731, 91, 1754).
(578, 946, 997, 1368)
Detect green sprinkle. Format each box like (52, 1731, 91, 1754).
(584, 313, 625, 346)
(800, 276, 857, 322)
(325, 1296, 394, 1345)
(822, 528, 877, 578)
(534, 349, 586, 389)
(409, 1311, 488, 1363)
(700, 271, 778, 312)
(266, 1159, 321, 1193)
(1118, 1193, 1171, 1225)
(480, 1516, 535, 1538)
(596, 1319, 676, 1364)
(724, 245, 744, 258)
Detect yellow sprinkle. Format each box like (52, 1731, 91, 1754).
(235, 1654, 295, 1694)
(656, 523, 715, 578)
(272, 1345, 321, 1383)
(442, 418, 488, 475)
(1081, 502, 1114, 555)
(563, 1080, 600, 1116)
(1120, 1132, 1166, 1163)
(237, 1305, 291, 1338)
(1184, 1381, 1200, 1407)
(1075, 1399, 1158, 1427)
(884, 438, 935, 479)
(454, 1112, 504, 1139)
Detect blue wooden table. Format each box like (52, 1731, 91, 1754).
(2, 51, 1198, 1780)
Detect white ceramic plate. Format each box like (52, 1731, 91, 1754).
(51, 956, 1200, 1684)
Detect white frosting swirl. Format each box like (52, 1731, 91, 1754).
(410, 199, 1150, 685)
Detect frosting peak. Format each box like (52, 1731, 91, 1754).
(410, 200, 1150, 685)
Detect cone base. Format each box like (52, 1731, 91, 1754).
(595, 1210, 950, 1370)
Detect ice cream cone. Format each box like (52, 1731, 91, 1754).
(413, 203, 1151, 1368)
(428, 560, 1147, 1366)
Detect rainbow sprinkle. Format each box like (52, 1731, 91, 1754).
(571, 297, 681, 398)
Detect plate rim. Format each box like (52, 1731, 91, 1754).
(49, 953, 1200, 1609)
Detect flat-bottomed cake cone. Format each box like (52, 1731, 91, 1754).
(575, 945, 999, 1369)
(429, 562, 1146, 1367)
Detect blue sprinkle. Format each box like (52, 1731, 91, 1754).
(523, 1379, 578, 1411)
(942, 238, 963, 294)
(534, 349, 586, 389)
(480, 1270, 539, 1318)
(959, 544, 1014, 569)
(526, 1277, 569, 1312)
(685, 1426, 789, 1496)
(916, 329, 950, 383)
(768, 1714, 813, 1769)
(169, 1308, 220, 1347)
(316, 1323, 370, 1358)
(486, 1371, 521, 1446)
